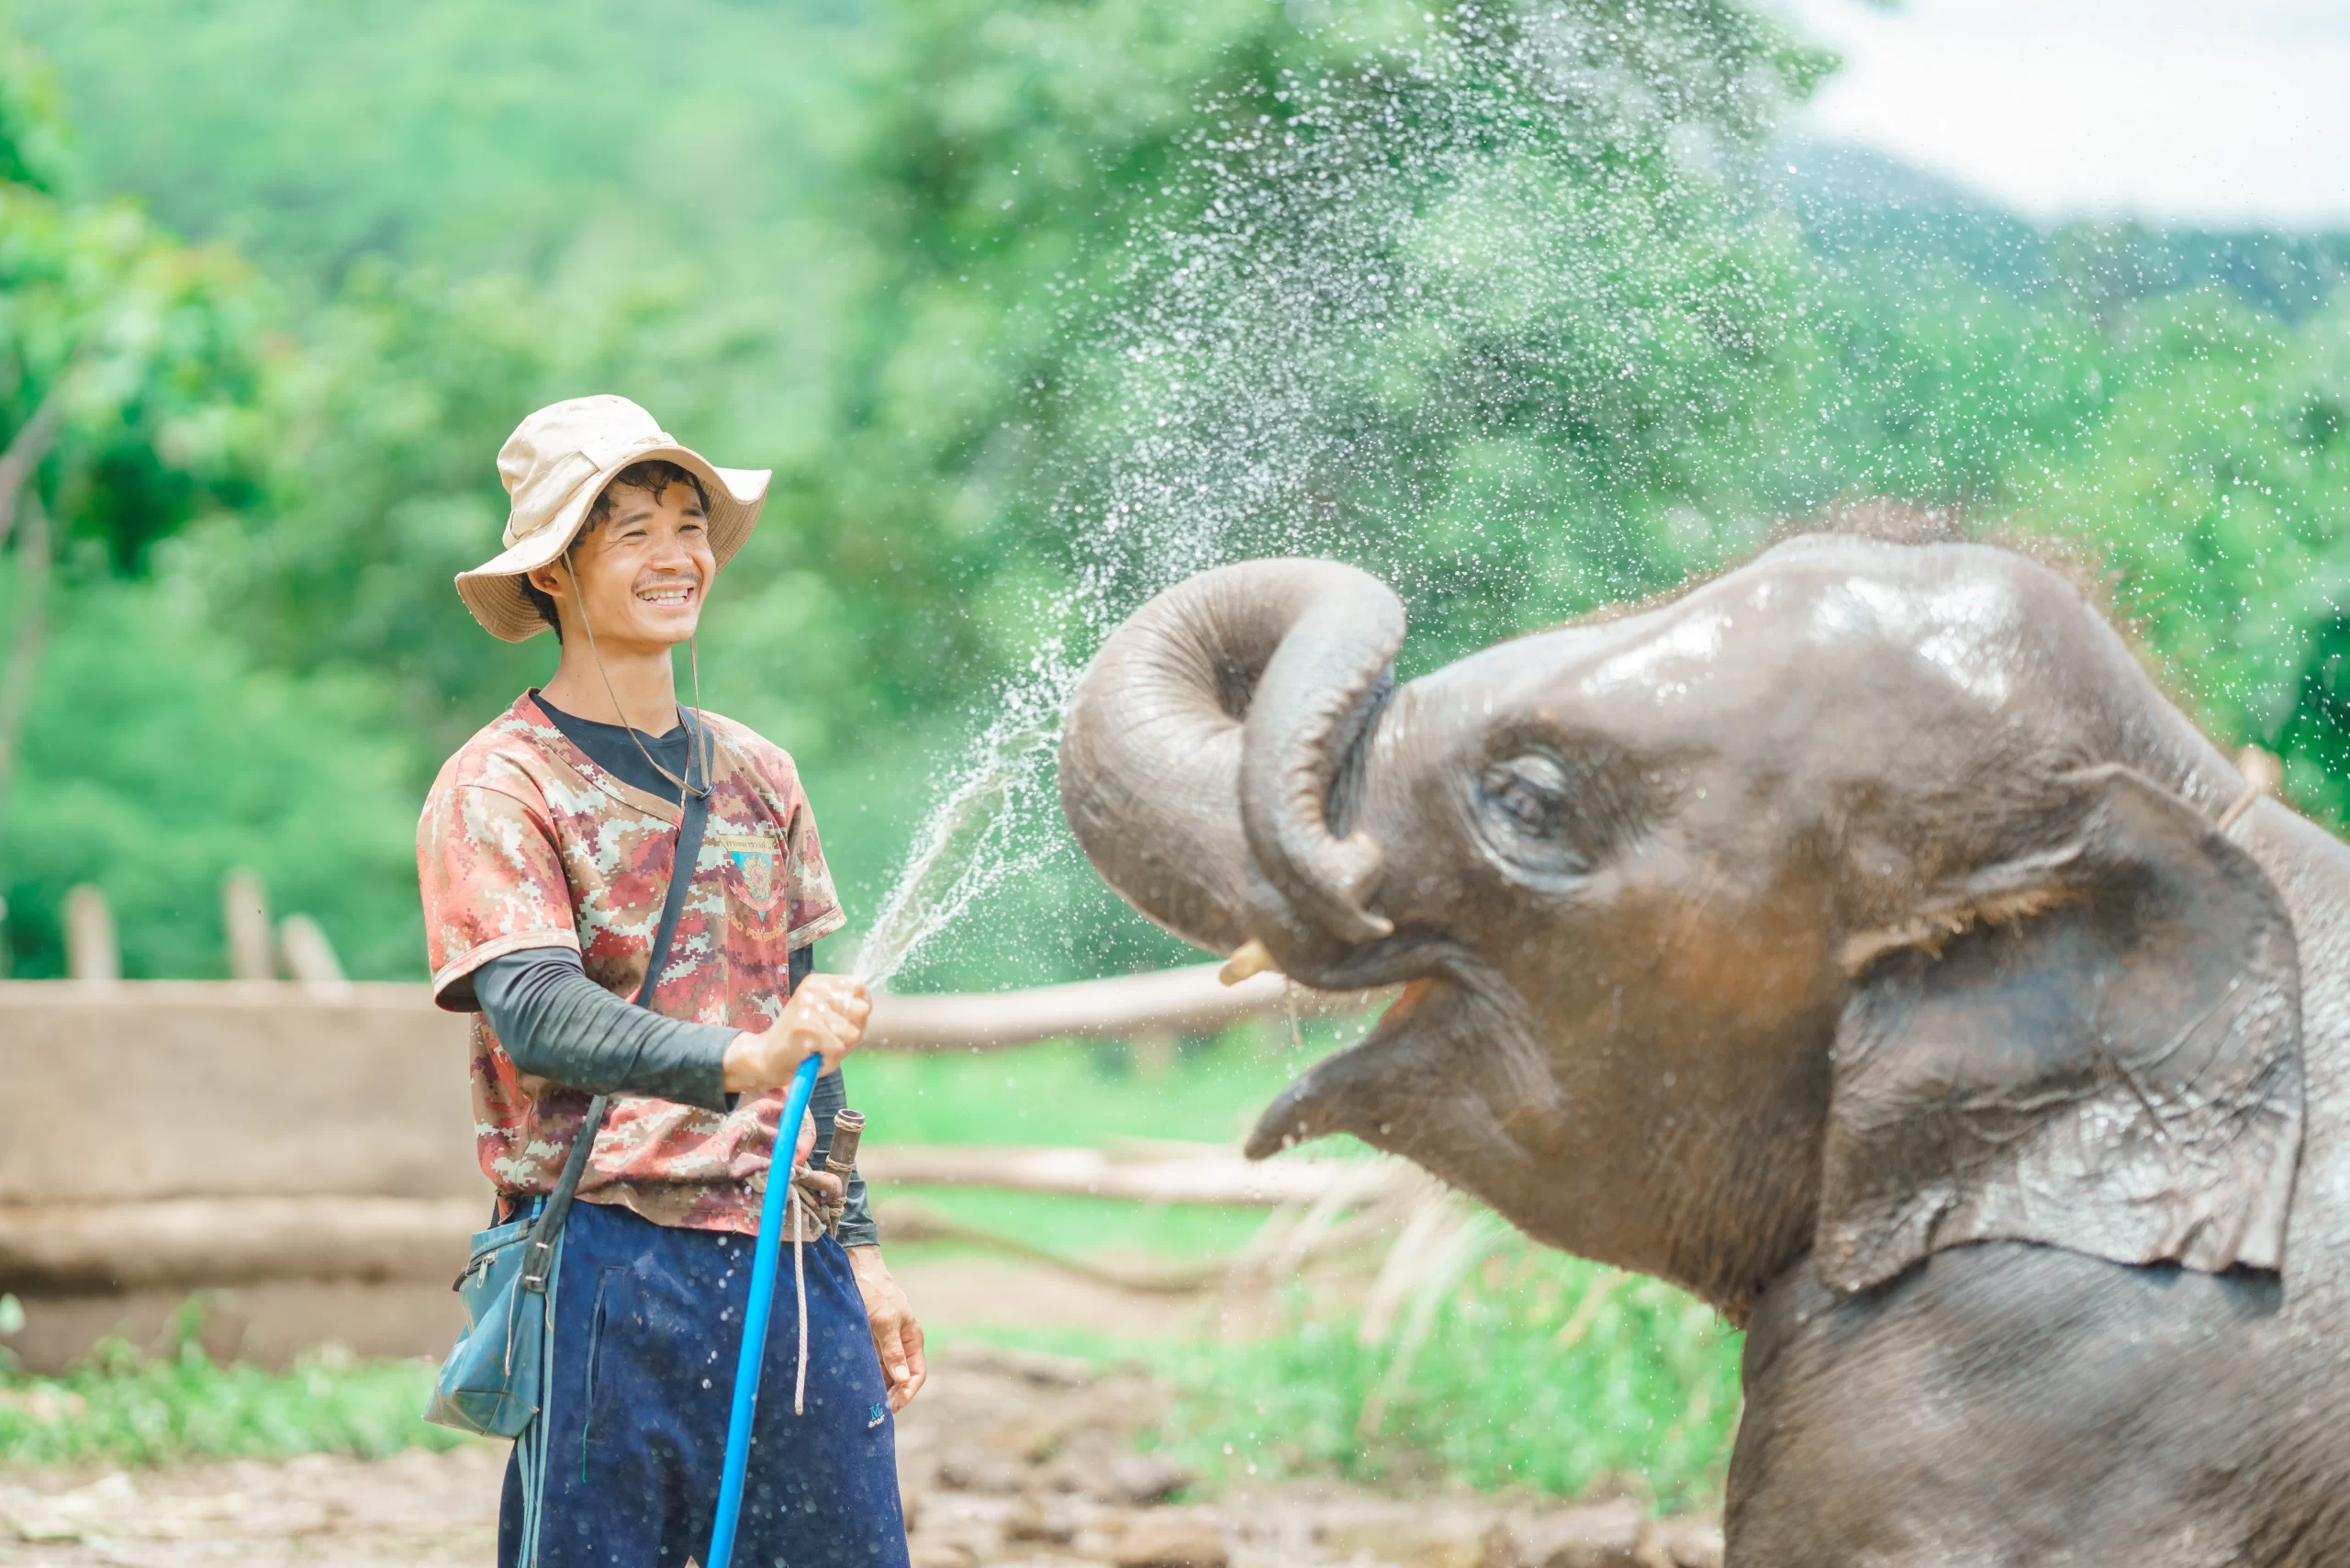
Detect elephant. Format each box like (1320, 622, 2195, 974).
(1057, 536, 2350, 1564)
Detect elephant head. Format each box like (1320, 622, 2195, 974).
(1059, 539, 2305, 1320)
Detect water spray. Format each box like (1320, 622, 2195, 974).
(852, 715, 1063, 991)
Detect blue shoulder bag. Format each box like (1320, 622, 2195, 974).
(424, 717, 712, 1439)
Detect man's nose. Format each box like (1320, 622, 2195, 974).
(646, 526, 698, 574)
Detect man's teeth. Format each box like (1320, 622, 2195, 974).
(638, 586, 695, 604)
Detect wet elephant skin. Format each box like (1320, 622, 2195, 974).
(1058, 535, 2350, 1564)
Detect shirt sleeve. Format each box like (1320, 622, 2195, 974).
(475, 948, 737, 1111)
(784, 793, 848, 949)
(418, 779, 581, 1010)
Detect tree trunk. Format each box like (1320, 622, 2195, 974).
(0, 490, 52, 809)
(0, 382, 66, 554)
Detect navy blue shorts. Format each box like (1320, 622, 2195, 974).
(498, 1198, 910, 1568)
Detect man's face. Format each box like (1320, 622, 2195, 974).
(537, 480, 717, 651)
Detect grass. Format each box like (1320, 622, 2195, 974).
(1153, 1256, 1741, 1509)
(967, 1235, 1743, 1513)
(0, 1310, 464, 1468)
(845, 1022, 1349, 1149)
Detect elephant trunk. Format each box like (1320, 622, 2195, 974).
(1058, 559, 1407, 960)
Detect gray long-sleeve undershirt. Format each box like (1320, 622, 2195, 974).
(475, 946, 737, 1109)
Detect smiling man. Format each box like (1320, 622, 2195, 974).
(416, 396, 919, 1567)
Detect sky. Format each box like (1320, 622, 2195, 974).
(1766, 0, 2350, 229)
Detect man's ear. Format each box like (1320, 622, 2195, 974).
(1818, 766, 2304, 1295)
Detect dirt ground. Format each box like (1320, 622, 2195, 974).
(0, 1341, 1719, 1568)
(0, 1259, 1721, 1568)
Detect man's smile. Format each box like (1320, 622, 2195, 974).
(635, 579, 699, 608)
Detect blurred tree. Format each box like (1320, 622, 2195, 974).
(2013, 290, 2350, 820)
(825, 0, 1842, 679)
(0, 23, 421, 979)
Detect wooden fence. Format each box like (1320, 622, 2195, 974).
(0, 965, 1383, 1371)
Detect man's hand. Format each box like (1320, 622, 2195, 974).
(722, 973, 871, 1093)
(791, 1163, 846, 1232)
(847, 1245, 925, 1412)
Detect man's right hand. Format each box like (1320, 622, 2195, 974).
(722, 973, 871, 1093)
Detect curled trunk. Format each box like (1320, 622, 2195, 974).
(1058, 558, 1405, 963)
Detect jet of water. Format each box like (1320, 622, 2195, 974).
(850, 707, 1066, 990)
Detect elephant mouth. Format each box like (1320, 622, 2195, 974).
(1242, 956, 1483, 1159)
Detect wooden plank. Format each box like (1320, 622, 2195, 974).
(857, 1144, 1353, 1205)
(0, 982, 481, 1205)
(3, 1281, 465, 1375)
(0, 1195, 479, 1290)
(861, 962, 1388, 1052)
(0, 1142, 1376, 1291)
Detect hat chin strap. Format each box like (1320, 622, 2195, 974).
(564, 545, 711, 801)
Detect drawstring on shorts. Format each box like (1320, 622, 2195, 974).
(791, 1194, 809, 1417)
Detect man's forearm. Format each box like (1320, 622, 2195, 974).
(475, 947, 738, 1108)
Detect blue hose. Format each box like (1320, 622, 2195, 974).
(706, 1052, 822, 1568)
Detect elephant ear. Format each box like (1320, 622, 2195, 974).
(1817, 766, 2304, 1296)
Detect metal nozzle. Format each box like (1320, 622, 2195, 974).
(826, 1108, 865, 1179)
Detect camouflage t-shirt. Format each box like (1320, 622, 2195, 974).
(416, 691, 847, 1233)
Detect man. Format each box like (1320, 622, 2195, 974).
(417, 395, 920, 1566)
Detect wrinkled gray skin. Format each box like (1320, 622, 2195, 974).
(1058, 539, 2350, 1565)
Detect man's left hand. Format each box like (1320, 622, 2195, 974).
(846, 1245, 925, 1412)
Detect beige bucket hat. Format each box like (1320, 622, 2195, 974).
(455, 394, 771, 642)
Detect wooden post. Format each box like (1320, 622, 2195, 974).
(1130, 1026, 1178, 1084)
(277, 913, 352, 1000)
(221, 868, 274, 981)
(62, 884, 118, 986)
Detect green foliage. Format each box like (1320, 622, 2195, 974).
(0, 22, 72, 196)
(2009, 292, 2350, 819)
(7, 0, 860, 282)
(0, 1319, 462, 1465)
(0, 563, 423, 978)
(835, 0, 1838, 668)
(0, 184, 266, 566)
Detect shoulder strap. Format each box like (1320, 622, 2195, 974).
(633, 710, 713, 1008)
(520, 711, 715, 1294)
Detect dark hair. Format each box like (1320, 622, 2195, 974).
(523, 460, 711, 641)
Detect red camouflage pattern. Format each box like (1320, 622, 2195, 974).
(416, 691, 847, 1232)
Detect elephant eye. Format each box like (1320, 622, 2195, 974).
(1481, 754, 1572, 837)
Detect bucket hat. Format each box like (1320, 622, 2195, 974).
(456, 395, 771, 642)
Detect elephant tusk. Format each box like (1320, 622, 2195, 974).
(2220, 745, 2284, 834)
(1219, 938, 1281, 987)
